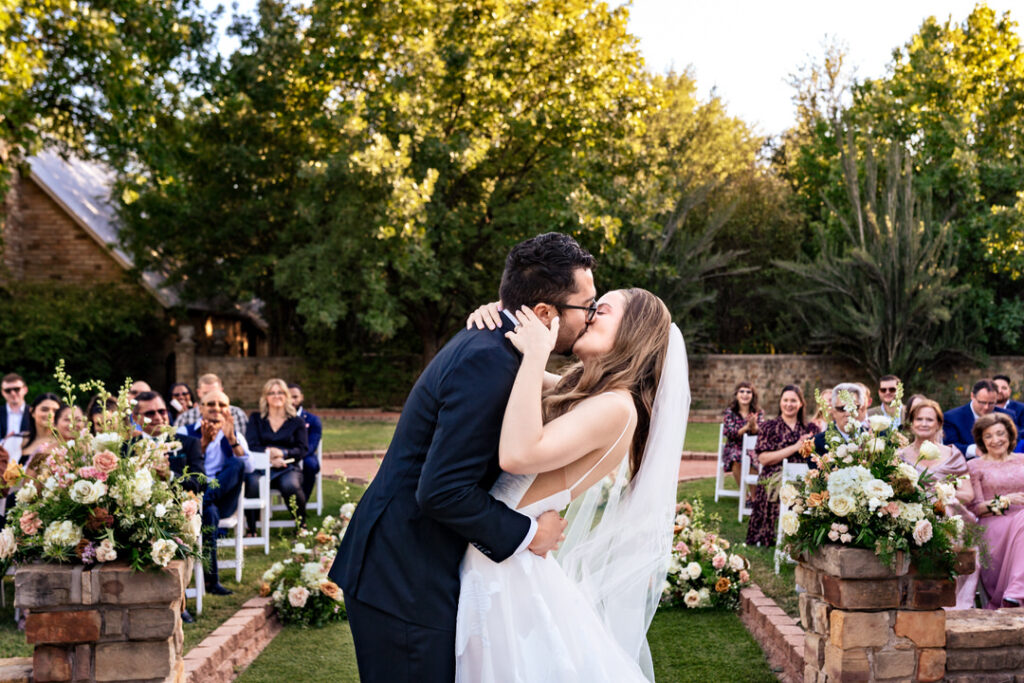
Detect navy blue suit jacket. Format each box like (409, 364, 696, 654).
(0, 408, 30, 439)
(297, 408, 322, 461)
(943, 403, 1015, 455)
(168, 434, 205, 494)
(329, 317, 532, 630)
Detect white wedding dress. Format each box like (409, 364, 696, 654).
(455, 438, 648, 682)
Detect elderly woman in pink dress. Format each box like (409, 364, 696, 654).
(899, 398, 977, 608)
(966, 412, 1024, 608)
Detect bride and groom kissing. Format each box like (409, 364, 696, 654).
(329, 232, 689, 682)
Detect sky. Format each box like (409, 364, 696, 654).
(206, 0, 1019, 136)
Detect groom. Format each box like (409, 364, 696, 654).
(330, 232, 598, 682)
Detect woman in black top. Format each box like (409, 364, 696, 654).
(245, 378, 309, 529)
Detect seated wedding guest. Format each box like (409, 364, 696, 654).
(721, 382, 764, 486)
(746, 384, 818, 546)
(856, 382, 872, 422)
(166, 383, 194, 425)
(812, 383, 865, 455)
(176, 389, 249, 595)
(993, 374, 1024, 433)
(906, 393, 927, 416)
(245, 379, 308, 530)
(1, 373, 31, 463)
(54, 405, 86, 442)
(965, 412, 1024, 608)
(128, 380, 152, 399)
(85, 394, 118, 434)
(808, 388, 832, 432)
(898, 398, 977, 609)
(869, 374, 904, 428)
(174, 373, 248, 428)
(288, 383, 323, 500)
(21, 393, 65, 474)
(944, 379, 1016, 458)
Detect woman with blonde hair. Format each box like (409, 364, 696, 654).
(245, 378, 308, 529)
(458, 288, 688, 681)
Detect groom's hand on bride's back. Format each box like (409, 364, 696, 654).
(528, 510, 567, 557)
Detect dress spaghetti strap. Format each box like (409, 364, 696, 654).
(567, 393, 634, 494)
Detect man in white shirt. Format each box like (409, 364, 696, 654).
(1, 373, 30, 462)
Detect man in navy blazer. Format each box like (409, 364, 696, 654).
(0, 373, 31, 448)
(288, 383, 322, 500)
(943, 379, 1016, 458)
(994, 374, 1024, 433)
(330, 233, 597, 683)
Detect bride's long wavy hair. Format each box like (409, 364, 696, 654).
(542, 289, 672, 475)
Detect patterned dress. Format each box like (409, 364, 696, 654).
(721, 408, 765, 472)
(966, 454, 1024, 608)
(745, 417, 819, 546)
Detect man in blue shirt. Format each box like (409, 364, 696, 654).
(288, 383, 322, 500)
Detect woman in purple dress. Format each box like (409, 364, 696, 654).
(722, 382, 764, 486)
(966, 412, 1024, 608)
(745, 384, 818, 546)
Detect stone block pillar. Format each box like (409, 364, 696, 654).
(174, 326, 196, 387)
(797, 546, 955, 682)
(15, 560, 190, 683)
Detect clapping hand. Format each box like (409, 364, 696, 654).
(466, 301, 504, 330)
(505, 307, 558, 358)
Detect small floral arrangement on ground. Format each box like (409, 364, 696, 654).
(661, 498, 751, 610)
(260, 501, 356, 627)
(0, 363, 203, 573)
(780, 383, 967, 578)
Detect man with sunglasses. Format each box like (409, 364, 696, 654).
(1, 373, 30, 462)
(176, 389, 250, 595)
(868, 374, 904, 429)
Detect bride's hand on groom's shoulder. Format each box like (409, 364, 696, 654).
(506, 307, 558, 357)
(466, 301, 504, 330)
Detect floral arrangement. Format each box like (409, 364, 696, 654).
(0, 364, 203, 573)
(260, 502, 356, 627)
(780, 384, 968, 578)
(661, 499, 751, 610)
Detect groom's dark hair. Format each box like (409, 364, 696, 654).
(500, 233, 596, 311)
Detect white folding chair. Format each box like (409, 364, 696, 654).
(268, 441, 324, 527)
(243, 451, 272, 554)
(714, 423, 739, 502)
(216, 488, 246, 583)
(184, 543, 205, 615)
(775, 460, 810, 574)
(737, 434, 760, 522)
(312, 441, 323, 516)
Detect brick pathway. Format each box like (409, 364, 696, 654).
(323, 452, 719, 484)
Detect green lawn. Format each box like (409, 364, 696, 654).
(321, 419, 723, 454)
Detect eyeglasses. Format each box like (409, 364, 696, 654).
(266, 391, 288, 397)
(555, 302, 598, 322)
(879, 387, 897, 394)
(1, 387, 22, 394)
(204, 401, 229, 408)
(171, 391, 190, 398)
(140, 408, 168, 419)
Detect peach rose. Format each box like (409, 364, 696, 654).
(319, 581, 342, 601)
(715, 577, 732, 593)
(20, 511, 42, 536)
(259, 582, 271, 597)
(93, 451, 119, 474)
(3, 461, 23, 486)
(182, 499, 199, 518)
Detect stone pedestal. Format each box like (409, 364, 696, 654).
(174, 326, 196, 387)
(798, 546, 955, 682)
(15, 560, 190, 683)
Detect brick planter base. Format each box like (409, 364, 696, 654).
(15, 560, 190, 683)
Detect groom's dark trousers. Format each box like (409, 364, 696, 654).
(329, 316, 533, 682)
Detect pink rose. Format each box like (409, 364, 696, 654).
(182, 499, 199, 518)
(76, 466, 108, 482)
(884, 502, 901, 517)
(674, 541, 689, 556)
(712, 552, 727, 570)
(93, 451, 119, 474)
(739, 570, 750, 583)
(20, 511, 42, 536)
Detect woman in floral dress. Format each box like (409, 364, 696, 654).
(745, 384, 818, 546)
(722, 382, 764, 486)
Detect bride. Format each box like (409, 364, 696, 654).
(457, 288, 689, 682)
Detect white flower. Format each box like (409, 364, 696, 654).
(0, 528, 16, 560)
(339, 503, 356, 519)
(683, 589, 701, 608)
(675, 513, 691, 528)
(92, 432, 122, 453)
(897, 462, 920, 486)
(900, 502, 925, 523)
(780, 511, 800, 536)
(839, 533, 853, 544)
(301, 562, 326, 589)
(828, 494, 856, 517)
(919, 440, 942, 461)
(867, 438, 887, 454)
(685, 562, 702, 580)
(154, 503, 167, 518)
(292, 542, 312, 555)
(913, 519, 933, 546)
(43, 521, 82, 551)
(70, 479, 106, 505)
(835, 444, 849, 460)
(288, 586, 310, 608)
(131, 469, 154, 506)
(150, 539, 177, 567)
(779, 484, 799, 508)
(698, 587, 710, 602)
(868, 415, 892, 433)
(827, 466, 873, 498)
(15, 482, 37, 504)
(186, 515, 201, 544)
(321, 515, 336, 529)
(935, 482, 957, 505)
(729, 554, 745, 572)
(862, 479, 893, 501)
(263, 562, 285, 583)
(950, 515, 965, 536)
(828, 529, 840, 542)
(96, 539, 117, 562)
(868, 497, 883, 512)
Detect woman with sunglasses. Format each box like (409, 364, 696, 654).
(166, 383, 195, 425)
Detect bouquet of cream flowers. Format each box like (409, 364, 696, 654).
(780, 384, 963, 578)
(261, 505, 355, 627)
(661, 499, 751, 610)
(0, 364, 204, 573)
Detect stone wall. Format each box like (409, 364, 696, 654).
(945, 609, 1024, 681)
(182, 356, 305, 409)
